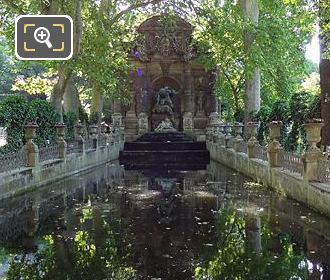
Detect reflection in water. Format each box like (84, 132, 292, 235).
(195, 209, 308, 279)
(6, 203, 135, 280)
(0, 161, 329, 279)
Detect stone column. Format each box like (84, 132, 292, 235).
(75, 122, 85, 153)
(209, 93, 219, 115)
(183, 63, 193, 113)
(55, 123, 67, 159)
(136, 64, 149, 116)
(302, 120, 324, 182)
(24, 123, 39, 167)
(246, 122, 259, 158)
(183, 64, 194, 133)
(267, 121, 282, 167)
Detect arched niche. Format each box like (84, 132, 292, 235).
(150, 76, 182, 130)
(151, 76, 181, 113)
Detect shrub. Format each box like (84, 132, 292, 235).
(29, 99, 59, 146)
(0, 96, 30, 151)
(0, 96, 59, 152)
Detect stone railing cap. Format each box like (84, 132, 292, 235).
(268, 121, 283, 126)
(25, 122, 38, 128)
(305, 118, 324, 124)
(55, 123, 66, 127)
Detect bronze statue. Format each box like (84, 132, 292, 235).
(153, 86, 177, 115)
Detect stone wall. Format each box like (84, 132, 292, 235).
(0, 141, 124, 200)
(206, 121, 330, 217)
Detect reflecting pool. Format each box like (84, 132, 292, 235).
(0, 161, 329, 279)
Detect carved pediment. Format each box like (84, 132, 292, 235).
(138, 15, 193, 33)
(135, 15, 194, 61)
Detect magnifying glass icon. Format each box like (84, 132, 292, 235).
(34, 27, 53, 49)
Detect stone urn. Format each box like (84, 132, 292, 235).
(24, 122, 39, 141)
(268, 121, 283, 141)
(303, 119, 324, 149)
(224, 123, 233, 135)
(101, 123, 109, 134)
(208, 112, 221, 127)
(233, 122, 244, 139)
(75, 122, 84, 137)
(246, 122, 259, 140)
(55, 123, 66, 138)
(24, 123, 39, 167)
(89, 124, 98, 136)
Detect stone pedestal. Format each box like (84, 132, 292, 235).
(225, 124, 234, 148)
(125, 90, 138, 142)
(112, 113, 123, 128)
(302, 121, 324, 181)
(89, 124, 98, 149)
(246, 122, 259, 158)
(55, 123, 67, 159)
(125, 115, 138, 142)
(183, 112, 193, 133)
(267, 121, 282, 167)
(24, 123, 39, 167)
(208, 112, 221, 127)
(233, 123, 244, 152)
(75, 122, 85, 153)
(138, 112, 149, 135)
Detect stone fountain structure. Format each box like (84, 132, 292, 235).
(110, 15, 220, 142)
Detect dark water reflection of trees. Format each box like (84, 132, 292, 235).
(5, 207, 310, 280)
(6, 204, 135, 280)
(194, 209, 309, 280)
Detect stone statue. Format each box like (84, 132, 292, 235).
(153, 86, 177, 115)
(155, 118, 176, 132)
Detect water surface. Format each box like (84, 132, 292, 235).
(0, 161, 329, 279)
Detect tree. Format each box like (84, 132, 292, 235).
(319, 0, 330, 146)
(195, 0, 315, 121)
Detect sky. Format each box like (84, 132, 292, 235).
(305, 33, 320, 64)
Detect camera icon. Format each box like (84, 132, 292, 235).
(15, 15, 73, 60)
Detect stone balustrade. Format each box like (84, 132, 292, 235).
(0, 123, 124, 174)
(206, 119, 330, 217)
(208, 120, 328, 183)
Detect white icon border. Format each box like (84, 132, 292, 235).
(15, 15, 73, 61)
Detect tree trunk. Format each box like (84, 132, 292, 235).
(50, 64, 72, 121)
(320, 0, 330, 146)
(49, 0, 82, 120)
(239, 0, 261, 124)
(91, 85, 104, 123)
(63, 76, 81, 115)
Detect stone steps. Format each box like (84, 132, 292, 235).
(119, 132, 210, 170)
(124, 142, 207, 151)
(135, 132, 195, 142)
